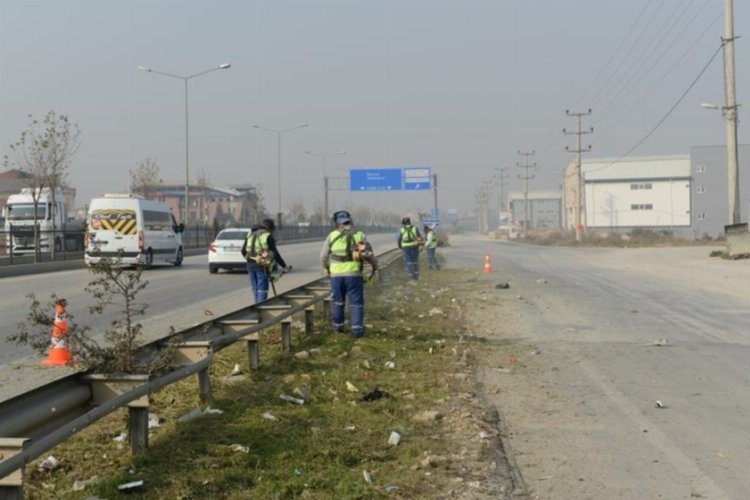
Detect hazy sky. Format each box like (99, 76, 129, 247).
(0, 0, 747, 218)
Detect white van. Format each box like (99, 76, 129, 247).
(85, 194, 184, 268)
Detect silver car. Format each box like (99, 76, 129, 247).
(208, 228, 252, 274)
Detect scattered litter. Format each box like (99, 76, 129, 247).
(428, 308, 444, 316)
(177, 408, 204, 423)
(38, 456, 58, 471)
(384, 361, 396, 369)
(362, 359, 371, 369)
(72, 475, 99, 491)
(230, 363, 242, 376)
(280, 394, 306, 405)
(531, 348, 542, 356)
(536, 278, 547, 284)
(493, 367, 512, 374)
(230, 444, 249, 453)
(646, 338, 670, 347)
(148, 413, 161, 429)
(495, 282, 510, 289)
(204, 406, 223, 415)
(656, 400, 665, 409)
(344, 425, 357, 431)
(294, 468, 302, 476)
(363, 470, 373, 485)
(388, 431, 402, 446)
(294, 386, 312, 403)
(479, 431, 493, 440)
(117, 480, 144, 491)
(261, 412, 278, 421)
(113, 431, 128, 442)
(363, 387, 390, 402)
(385, 485, 399, 493)
(346, 381, 359, 392)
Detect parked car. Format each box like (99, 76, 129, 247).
(208, 228, 252, 274)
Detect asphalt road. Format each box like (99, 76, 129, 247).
(0, 234, 397, 403)
(445, 235, 750, 499)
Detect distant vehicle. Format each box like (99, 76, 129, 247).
(85, 193, 184, 268)
(3, 187, 85, 255)
(208, 228, 252, 274)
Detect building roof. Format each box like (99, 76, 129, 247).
(582, 155, 690, 181)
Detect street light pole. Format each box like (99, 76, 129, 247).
(138, 63, 231, 225)
(305, 150, 346, 227)
(253, 123, 309, 229)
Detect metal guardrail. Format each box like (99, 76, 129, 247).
(0, 248, 402, 497)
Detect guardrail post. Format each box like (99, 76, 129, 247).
(281, 319, 292, 351)
(304, 307, 315, 335)
(86, 375, 150, 456)
(245, 333, 260, 370)
(0, 438, 29, 500)
(172, 342, 214, 406)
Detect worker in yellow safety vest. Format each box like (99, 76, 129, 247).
(241, 218, 288, 303)
(320, 210, 377, 338)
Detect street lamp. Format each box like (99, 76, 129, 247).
(253, 123, 309, 229)
(138, 62, 231, 224)
(304, 150, 346, 227)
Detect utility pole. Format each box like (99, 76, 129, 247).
(494, 167, 509, 213)
(724, 0, 740, 226)
(564, 109, 593, 242)
(517, 151, 536, 239)
(433, 173, 439, 219)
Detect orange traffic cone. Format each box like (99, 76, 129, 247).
(482, 253, 493, 274)
(41, 299, 75, 367)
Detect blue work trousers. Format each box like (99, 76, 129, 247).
(402, 247, 420, 280)
(247, 264, 269, 303)
(330, 275, 365, 337)
(426, 247, 439, 269)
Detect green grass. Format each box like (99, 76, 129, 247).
(22, 260, 507, 499)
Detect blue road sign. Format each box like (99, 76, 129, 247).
(404, 167, 431, 191)
(350, 168, 402, 191)
(422, 217, 439, 228)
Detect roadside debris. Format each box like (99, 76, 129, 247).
(72, 475, 99, 491)
(345, 381, 359, 392)
(280, 394, 306, 405)
(117, 480, 144, 492)
(645, 338, 670, 347)
(656, 400, 665, 409)
(495, 282, 510, 289)
(363, 469, 373, 485)
(230, 444, 249, 453)
(363, 386, 390, 402)
(388, 431, 402, 446)
(261, 412, 278, 421)
(294, 386, 312, 403)
(38, 455, 59, 471)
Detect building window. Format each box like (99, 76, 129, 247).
(631, 204, 653, 210)
(696, 186, 705, 194)
(696, 164, 706, 173)
(630, 183, 653, 190)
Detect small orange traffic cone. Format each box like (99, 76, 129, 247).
(41, 299, 75, 367)
(482, 253, 493, 274)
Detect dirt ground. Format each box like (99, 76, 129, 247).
(453, 245, 750, 500)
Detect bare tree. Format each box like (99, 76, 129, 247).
(3, 111, 81, 261)
(129, 157, 161, 198)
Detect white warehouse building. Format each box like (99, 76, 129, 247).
(571, 155, 692, 232)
